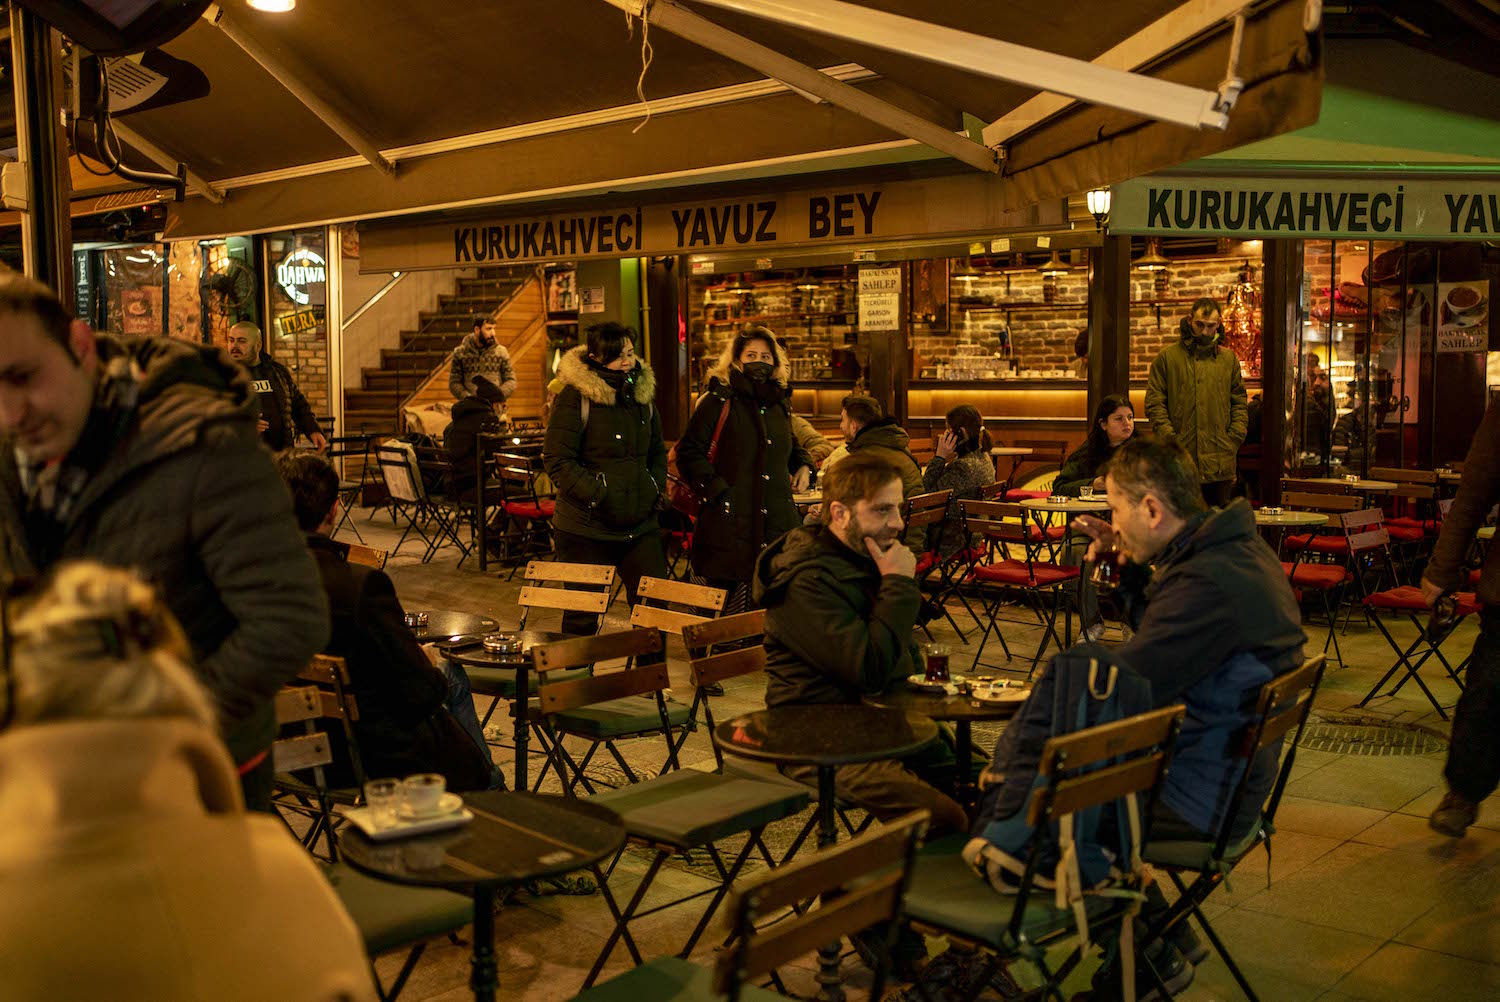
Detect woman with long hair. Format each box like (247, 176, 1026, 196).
(922, 404, 995, 556)
(1056, 394, 1135, 497)
(675, 325, 812, 610)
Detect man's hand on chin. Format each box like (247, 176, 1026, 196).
(866, 537, 916, 578)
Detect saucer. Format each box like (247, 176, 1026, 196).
(906, 674, 953, 693)
(973, 683, 1031, 703)
(398, 792, 463, 820)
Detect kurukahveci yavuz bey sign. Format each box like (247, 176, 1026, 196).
(1112, 177, 1500, 240)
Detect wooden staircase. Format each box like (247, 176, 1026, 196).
(342, 267, 536, 434)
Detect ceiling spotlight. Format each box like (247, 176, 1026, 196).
(1134, 237, 1171, 273)
(1086, 187, 1111, 231)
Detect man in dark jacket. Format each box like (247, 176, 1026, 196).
(0, 274, 328, 810)
(446, 376, 505, 503)
(840, 394, 924, 498)
(1422, 397, 1500, 838)
(226, 321, 327, 453)
(276, 451, 497, 791)
(752, 451, 968, 836)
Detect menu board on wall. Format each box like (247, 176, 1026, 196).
(1436, 280, 1489, 353)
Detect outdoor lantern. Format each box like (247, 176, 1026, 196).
(1086, 187, 1111, 231)
(1134, 237, 1171, 273)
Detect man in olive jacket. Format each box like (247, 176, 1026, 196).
(0, 274, 329, 810)
(841, 394, 924, 497)
(1145, 298, 1248, 507)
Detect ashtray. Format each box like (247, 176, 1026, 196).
(1048, 495, 1069, 504)
(482, 633, 524, 655)
(1262, 506, 1284, 516)
(403, 611, 429, 630)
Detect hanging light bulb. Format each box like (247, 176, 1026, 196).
(953, 257, 981, 283)
(1134, 237, 1171, 273)
(795, 271, 821, 291)
(1037, 250, 1070, 277)
(723, 273, 752, 294)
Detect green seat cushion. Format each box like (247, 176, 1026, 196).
(719, 756, 862, 811)
(466, 664, 592, 696)
(1144, 821, 1263, 872)
(322, 862, 472, 956)
(591, 769, 810, 847)
(571, 955, 782, 1002)
(550, 696, 692, 740)
(903, 834, 1124, 949)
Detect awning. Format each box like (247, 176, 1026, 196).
(121, 0, 1321, 241)
(0, 158, 164, 231)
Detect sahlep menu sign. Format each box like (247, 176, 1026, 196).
(1112, 177, 1500, 241)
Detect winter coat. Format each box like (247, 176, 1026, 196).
(847, 417, 924, 497)
(543, 345, 666, 542)
(752, 524, 922, 708)
(1055, 442, 1119, 497)
(1114, 500, 1306, 836)
(0, 718, 376, 1002)
(1144, 324, 1248, 484)
(246, 352, 321, 452)
(446, 396, 503, 502)
(921, 449, 995, 556)
(1332, 406, 1372, 469)
(448, 332, 518, 401)
(0, 335, 329, 765)
(677, 360, 811, 582)
(790, 412, 835, 466)
(1428, 396, 1500, 607)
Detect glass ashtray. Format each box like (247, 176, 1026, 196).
(1048, 495, 1069, 504)
(1262, 506, 1284, 516)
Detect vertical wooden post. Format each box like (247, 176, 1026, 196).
(1086, 236, 1132, 418)
(1260, 239, 1301, 506)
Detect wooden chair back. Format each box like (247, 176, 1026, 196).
(345, 544, 388, 570)
(273, 655, 360, 782)
(1031, 705, 1185, 827)
(628, 576, 728, 636)
(1283, 478, 1351, 496)
(1369, 467, 1437, 486)
(1340, 508, 1390, 554)
(684, 610, 767, 689)
(903, 489, 953, 532)
(1282, 491, 1362, 514)
(713, 811, 929, 1001)
(377, 445, 425, 505)
(978, 481, 1007, 501)
(960, 499, 1029, 547)
(518, 560, 616, 628)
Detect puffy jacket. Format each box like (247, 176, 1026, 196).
(848, 417, 924, 497)
(1144, 324, 1248, 484)
(543, 345, 666, 542)
(752, 524, 921, 707)
(0, 335, 329, 765)
(790, 412, 835, 466)
(446, 396, 502, 502)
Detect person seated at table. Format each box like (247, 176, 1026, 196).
(987, 438, 1305, 999)
(446, 375, 506, 504)
(277, 451, 498, 791)
(752, 451, 969, 837)
(921, 404, 995, 557)
(1055, 394, 1135, 497)
(1333, 381, 1373, 471)
(790, 410, 835, 468)
(839, 394, 924, 498)
(0, 560, 377, 1002)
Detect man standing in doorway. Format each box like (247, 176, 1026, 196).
(225, 321, 327, 453)
(1145, 297, 1248, 507)
(0, 273, 329, 810)
(449, 313, 517, 403)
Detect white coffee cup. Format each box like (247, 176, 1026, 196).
(401, 773, 447, 817)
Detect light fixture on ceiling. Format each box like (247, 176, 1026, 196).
(723, 273, 753, 294)
(795, 271, 821, 291)
(1086, 187, 1111, 231)
(1037, 250, 1070, 277)
(953, 258, 981, 282)
(247, 0, 296, 11)
(1134, 237, 1171, 273)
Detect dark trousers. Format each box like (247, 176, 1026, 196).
(554, 528, 668, 660)
(1201, 480, 1235, 508)
(239, 755, 274, 813)
(1446, 606, 1500, 802)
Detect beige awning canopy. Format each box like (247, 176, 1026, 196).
(141, 0, 1321, 241)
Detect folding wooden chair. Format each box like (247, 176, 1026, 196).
(1141, 657, 1327, 1002)
(1360, 585, 1478, 719)
(1279, 490, 1362, 557)
(1003, 439, 1067, 500)
(683, 610, 766, 772)
(376, 444, 467, 563)
(488, 451, 557, 575)
(529, 630, 812, 989)
(906, 489, 972, 642)
(271, 655, 364, 862)
(902, 705, 1186, 1002)
(570, 811, 929, 1002)
(326, 431, 378, 542)
(345, 544, 388, 571)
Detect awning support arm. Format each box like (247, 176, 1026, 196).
(109, 121, 224, 204)
(690, 0, 1234, 131)
(1215, 11, 1248, 114)
(201, 4, 395, 176)
(600, 0, 998, 173)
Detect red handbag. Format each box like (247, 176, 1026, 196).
(666, 398, 730, 520)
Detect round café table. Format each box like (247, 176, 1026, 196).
(1301, 477, 1399, 503)
(990, 446, 1034, 487)
(413, 610, 500, 643)
(792, 490, 823, 512)
(1018, 497, 1111, 646)
(1254, 509, 1329, 553)
(714, 704, 937, 1002)
(340, 791, 625, 1002)
(864, 681, 1023, 807)
(442, 629, 570, 790)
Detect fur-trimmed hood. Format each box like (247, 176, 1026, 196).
(554, 345, 657, 406)
(704, 332, 790, 388)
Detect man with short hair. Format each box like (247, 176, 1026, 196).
(0, 273, 329, 810)
(276, 450, 499, 790)
(449, 313, 518, 402)
(752, 451, 968, 836)
(225, 320, 327, 453)
(1145, 297, 1248, 507)
(837, 394, 923, 497)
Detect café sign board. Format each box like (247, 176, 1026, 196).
(358, 175, 1068, 274)
(1112, 177, 1500, 240)
(857, 267, 901, 331)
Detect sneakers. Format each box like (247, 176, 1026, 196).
(1087, 940, 1195, 1002)
(1430, 791, 1480, 838)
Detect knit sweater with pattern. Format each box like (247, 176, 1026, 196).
(448, 333, 517, 401)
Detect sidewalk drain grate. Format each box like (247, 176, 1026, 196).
(1298, 722, 1447, 757)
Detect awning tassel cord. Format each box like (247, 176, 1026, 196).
(624, 2, 657, 134)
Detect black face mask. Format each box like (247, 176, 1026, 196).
(742, 362, 774, 383)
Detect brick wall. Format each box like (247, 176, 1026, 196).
(689, 277, 861, 387)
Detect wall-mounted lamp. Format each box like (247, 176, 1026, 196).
(1086, 187, 1111, 231)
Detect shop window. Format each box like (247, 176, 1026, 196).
(265, 229, 331, 426)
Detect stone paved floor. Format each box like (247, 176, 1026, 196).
(329, 507, 1494, 1001)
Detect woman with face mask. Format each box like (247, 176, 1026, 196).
(543, 323, 669, 635)
(675, 326, 813, 611)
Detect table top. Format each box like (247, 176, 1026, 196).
(1255, 510, 1330, 527)
(440, 629, 570, 667)
(339, 791, 625, 891)
(990, 447, 1035, 457)
(1019, 496, 1110, 513)
(415, 611, 500, 642)
(792, 491, 823, 506)
(1480, 526, 1495, 541)
(714, 704, 938, 767)
(864, 680, 1027, 722)
(1439, 471, 1463, 482)
(1302, 477, 1399, 492)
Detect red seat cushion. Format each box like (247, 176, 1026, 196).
(1366, 586, 1481, 615)
(1004, 489, 1051, 501)
(970, 560, 1080, 587)
(1285, 533, 1349, 555)
(1469, 568, 1482, 587)
(502, 500, 555, 519)
(1386, 525, 1425, 544)
(915, 551, 939, 576)
(1281, 562, 1350, 590)
(1045, 525, 1069, 541)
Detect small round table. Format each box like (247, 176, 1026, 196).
(414, 610, 500, 642)
(792, 490, 823, 511)
(990, 446, 1034, 487)
(442, 629, 570, 790)
(1301, 477, 1399, 502)
(864, 681, 1024, 807)
(714, 704, 938, 1002)
(1255, 509, 1330, 552)
(340, 791, 626, 1002)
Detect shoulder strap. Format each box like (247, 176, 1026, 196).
(706, 394, 731, 462)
